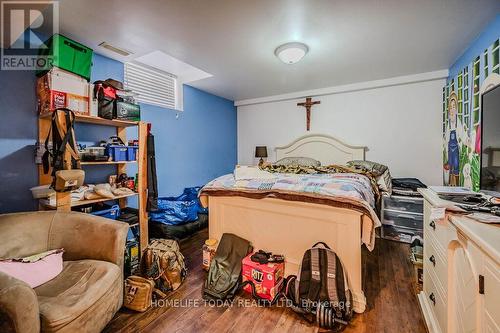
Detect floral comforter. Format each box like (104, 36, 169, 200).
(203, 172, 377, 209)
(200, 171, 381, 250)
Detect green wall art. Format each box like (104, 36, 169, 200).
(443, 38, 499, 191)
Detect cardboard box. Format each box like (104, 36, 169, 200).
(242, 253, 285, 300)
(37, 68, 89, 116)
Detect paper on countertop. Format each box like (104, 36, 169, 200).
(429, 186, 475, 195)
(468, 213, 500, 224)
(430, 207, 446, 221)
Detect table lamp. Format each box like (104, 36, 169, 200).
(255, 146, 268, 166)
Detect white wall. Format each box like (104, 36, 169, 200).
(237, 78, 445, 186)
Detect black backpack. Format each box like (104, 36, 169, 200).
(285, 242, 353, 331)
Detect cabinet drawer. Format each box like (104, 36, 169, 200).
(424, 268, 447, 332)
(382, 225, 422, 243)
(383, 195, 423, 213)
(424, 233, 447, 292)
(424, 217, 450, 249)
(383, 210, 423, 229)
(423, 202, 450, 253)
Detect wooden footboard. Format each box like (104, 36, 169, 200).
(207, 195, 367, 313)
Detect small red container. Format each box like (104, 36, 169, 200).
(242, 253, 285, 301)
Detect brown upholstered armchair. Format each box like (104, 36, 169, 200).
(0, 211, 129, 333)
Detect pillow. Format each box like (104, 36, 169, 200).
(347, 160, 392, 194)
(347, 160, 387, 177)
(377, 169, 392, 194)
(0, 249, 64, 288)
(275, 157, 321, 167)
(234, 165, 276, 180)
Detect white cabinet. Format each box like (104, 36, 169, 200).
(448, 239, 478, 333)
(418, 189, 500, 333)
(482, 255, 500, 332)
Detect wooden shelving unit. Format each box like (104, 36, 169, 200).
(39, 192, 139, 209)
(38, 114, 149, 252)
(80, 160, 137, 166)
(39, 112, 139, 127)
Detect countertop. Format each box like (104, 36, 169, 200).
(418, 188, 500, 264)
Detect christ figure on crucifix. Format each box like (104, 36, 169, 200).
(297, 97, 321, 131)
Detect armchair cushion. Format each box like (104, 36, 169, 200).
(35, 259, 122, 332)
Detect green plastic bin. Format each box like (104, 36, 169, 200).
(37, 34, 93, 81)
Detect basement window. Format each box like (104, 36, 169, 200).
(124, 62, 178, 110)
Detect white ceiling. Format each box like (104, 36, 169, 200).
(56, 0, 500, 101)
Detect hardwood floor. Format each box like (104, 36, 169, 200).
(104, 229, 427, 333)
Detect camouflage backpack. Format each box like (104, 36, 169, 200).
(141, 239, 187, 296)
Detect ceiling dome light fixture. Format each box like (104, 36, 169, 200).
(274, 42, 309, 64)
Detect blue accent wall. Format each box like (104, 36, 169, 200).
(449, 14, 500, 78)
(0, 52, 237, 213)
(0, 69, 38, 212)
(138, 86, 237, 196)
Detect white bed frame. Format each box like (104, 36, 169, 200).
(207, 134, 370, 313)
(275, 133, 366, 165)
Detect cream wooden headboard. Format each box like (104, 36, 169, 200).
(275, 134, 367, 165)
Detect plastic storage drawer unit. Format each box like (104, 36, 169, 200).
(382, 210, 423, 229)
(383, 195, 423, 212)
(382, 225, 423, 244)
(381, 194, 423, 243)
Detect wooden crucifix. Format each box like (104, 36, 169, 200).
(297, 97, 321, 131)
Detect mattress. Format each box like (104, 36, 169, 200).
(200, 172, 381, 227)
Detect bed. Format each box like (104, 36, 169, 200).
(199, 134, 382, 313)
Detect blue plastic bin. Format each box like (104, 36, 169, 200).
(106, 145, 128, 161)
(91, 204, 120, 220)
(127, 146, 139, 161)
